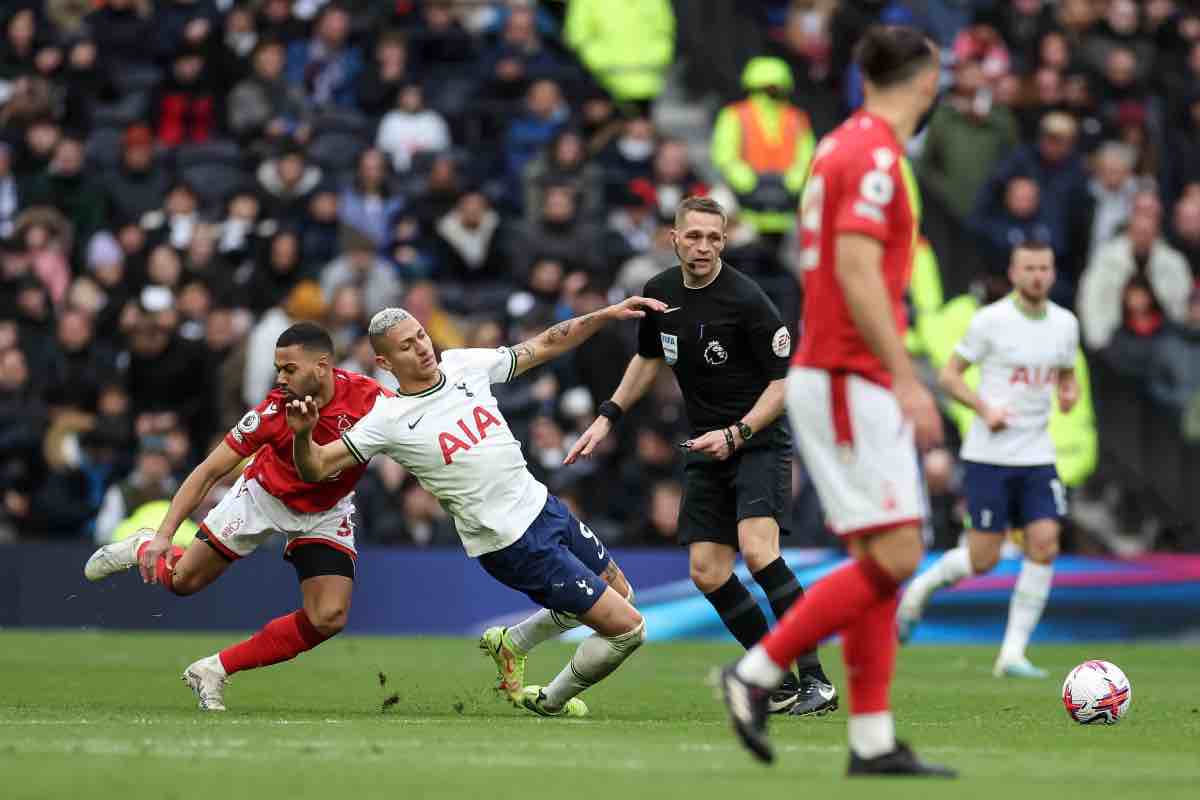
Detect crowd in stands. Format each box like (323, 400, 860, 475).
(1, 0, 1198, 551)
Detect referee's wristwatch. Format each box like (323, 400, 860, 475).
(735, 421, 753, 443)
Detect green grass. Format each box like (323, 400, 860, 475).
(1, 631, 1197, 800)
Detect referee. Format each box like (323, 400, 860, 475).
(566, 196, 836, 716)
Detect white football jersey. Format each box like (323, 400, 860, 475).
(341, 347, 548, 557)
(957, 296, 1079, 466)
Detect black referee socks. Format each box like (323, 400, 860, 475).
(752, 556, 830, 684)
(703, 574, 771, 651)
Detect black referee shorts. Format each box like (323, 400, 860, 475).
(677, 438, 792, 548)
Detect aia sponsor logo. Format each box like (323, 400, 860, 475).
(438, 405, 503, 464)
(1010, 366, 1058, 386)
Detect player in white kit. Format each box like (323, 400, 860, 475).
(287, 298, 665, 717)
(897, 241, 1080, 678)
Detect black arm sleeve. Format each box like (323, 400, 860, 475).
(637, 303, 663, 359)
(746, 286, 791, 380)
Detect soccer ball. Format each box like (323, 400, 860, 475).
(1062, 660, 1132, 725)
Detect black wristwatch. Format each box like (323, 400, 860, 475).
(735, 421, 753, 442)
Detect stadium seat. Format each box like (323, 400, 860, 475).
(85, 127, 126, 171)
(91, 92, 150, 128)
(308, 130, 369, 173)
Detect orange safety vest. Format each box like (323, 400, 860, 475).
(734, 99, 806, 172)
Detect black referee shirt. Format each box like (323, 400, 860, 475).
(636, 262, 793, 438)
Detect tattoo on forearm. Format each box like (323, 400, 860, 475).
(545, 312, 600, 344)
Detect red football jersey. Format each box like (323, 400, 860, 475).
(792, 110, 921, 386)
(224, 368, 392, 513)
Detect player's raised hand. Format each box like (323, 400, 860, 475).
(286, 395, 319, 435)
(564, 415, 612, 464)
(606, 296, 668, 320)
(894, 375, 944, 451)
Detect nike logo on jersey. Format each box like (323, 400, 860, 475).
(663, 306, 682, 314)
(262, 402, 278, 416)
(408, 414, 425, 430)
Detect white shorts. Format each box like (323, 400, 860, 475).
(199, 475, 358, 561)
(786, 367, 925, 537)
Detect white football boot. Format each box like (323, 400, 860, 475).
(83, 530, 154, 582)
(183, 655, 229, 711)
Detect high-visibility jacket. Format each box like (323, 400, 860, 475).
(112, 500, 199, 547)
(711, 96, 814, 234)
(733, 99, 806, 173)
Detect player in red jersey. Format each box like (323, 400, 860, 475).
(718, 26, 956, 777)
(83, 322, 392, 711)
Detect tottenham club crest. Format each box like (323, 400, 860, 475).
(703, 338, 728, 365)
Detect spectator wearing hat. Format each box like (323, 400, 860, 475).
(711, 56, 813, 237)
(375, 82, 451, 173)
(103, 124, 170, 225)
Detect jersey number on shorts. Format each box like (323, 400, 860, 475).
(579, 521, 605, 560)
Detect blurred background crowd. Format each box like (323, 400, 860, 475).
(1, 0, 1198, 553)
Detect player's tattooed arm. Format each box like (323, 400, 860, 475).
(508, 295, 668, 378)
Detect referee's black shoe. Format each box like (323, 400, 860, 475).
(786, 675, 839, 717)
(718, 665, 774, 764)
(847, 741, 957, 778)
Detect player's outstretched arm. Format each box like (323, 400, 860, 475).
(139, 441, 243, 582)
(287, 395, 360, 482)
(564, 354, 662, 464)
(510, 296, 667, 379)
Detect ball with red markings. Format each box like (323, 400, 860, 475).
(1062, 660, 1132, 725)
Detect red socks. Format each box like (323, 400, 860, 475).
(842, 593, 899, 714)
(218, 610, 330, 675)
(136, 541, 184, 594)
(761, 557, 898, 670)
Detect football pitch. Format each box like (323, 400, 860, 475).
(2, 631, 1197, 800)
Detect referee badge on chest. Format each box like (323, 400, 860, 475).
(660, 332, 678, 364)
(703, 338, 728, 366)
